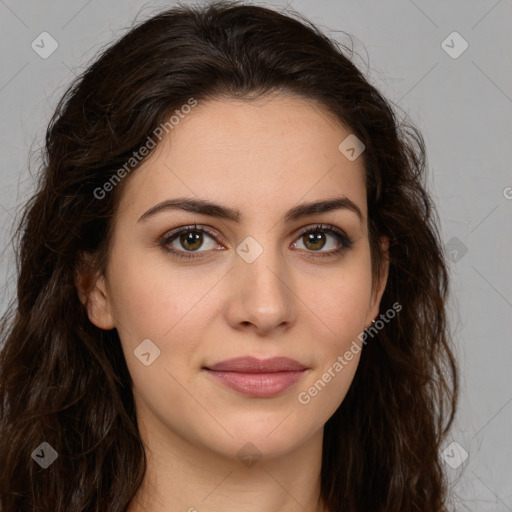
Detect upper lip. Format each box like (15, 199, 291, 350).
(204, 356, 306, 373)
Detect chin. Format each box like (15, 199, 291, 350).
(197, 414, 321, 462)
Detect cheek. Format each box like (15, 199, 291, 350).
(105, 253, 210, 403)
(296, 252, 372, 400)
(105, 247, 225, 398)
(106, 246, 210, 342)
(303, 256, 374, 340)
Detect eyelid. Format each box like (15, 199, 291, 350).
(160, 223, 220, 241)
(295, 223, 349, 241)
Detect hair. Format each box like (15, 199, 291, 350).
(0, 1, 458, 511)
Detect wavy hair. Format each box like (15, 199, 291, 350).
(0, 2, 458, 510)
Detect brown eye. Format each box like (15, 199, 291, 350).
(302, 231, 328, 251)
(177, 230, 204, 251)
(160, 225, 221, 259)
(292, 224, 353, 258)
(295, 229, 344, 252)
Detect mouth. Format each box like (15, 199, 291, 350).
(202, 356, 308, 398)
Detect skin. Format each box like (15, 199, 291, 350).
(79, 92, 388, 512)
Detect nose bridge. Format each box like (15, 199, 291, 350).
(227, 232, 296, 331)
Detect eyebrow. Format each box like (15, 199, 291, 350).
(137, 196, 363, 223)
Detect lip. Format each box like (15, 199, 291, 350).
(203, 356, 308, 398)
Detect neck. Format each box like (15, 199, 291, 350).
(127, 410, 327, 512)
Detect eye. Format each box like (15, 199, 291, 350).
(159, 224, 223, 259)
(159, 223, 353, 260)
(292, 224, 353, 258)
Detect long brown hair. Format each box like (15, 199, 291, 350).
(0, 2, 458, 510)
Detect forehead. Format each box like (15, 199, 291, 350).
(117, 93, 368, 224)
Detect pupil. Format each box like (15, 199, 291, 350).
(305, 232, 325, 250)
(181, 231, 202, 250)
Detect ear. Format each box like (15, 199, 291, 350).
(365, 236, 390, 327)
(74, 253, 116, 330)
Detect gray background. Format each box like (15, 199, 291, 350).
(1, 0, 511, 509)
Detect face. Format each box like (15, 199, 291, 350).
(82, 93, 388, 461)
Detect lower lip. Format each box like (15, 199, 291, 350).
(204, 369, 306, 397)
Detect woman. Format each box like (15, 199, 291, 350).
(0, 2, 458, 511)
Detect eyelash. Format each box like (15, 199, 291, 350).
(158, 223, 353, 260)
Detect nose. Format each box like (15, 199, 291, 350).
(224, 237, 297, 336)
